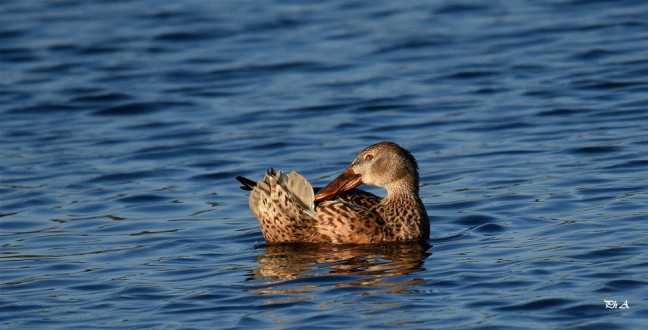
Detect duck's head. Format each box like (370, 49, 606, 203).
(314, 142, 419, 202)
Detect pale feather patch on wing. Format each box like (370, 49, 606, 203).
(249, 179, 270, 219)
(286, 170, 316, 216)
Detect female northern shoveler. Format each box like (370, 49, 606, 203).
(236, 142, 430, 244)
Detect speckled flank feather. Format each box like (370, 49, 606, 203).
(314, 199, 392, 244)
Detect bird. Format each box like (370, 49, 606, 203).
(236, 142, 429, 244)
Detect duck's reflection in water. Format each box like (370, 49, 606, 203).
(251, 241, 432, 293)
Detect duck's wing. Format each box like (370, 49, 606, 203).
(248, 169, 317, 243)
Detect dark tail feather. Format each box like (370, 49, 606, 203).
(236, 176, 256, 191)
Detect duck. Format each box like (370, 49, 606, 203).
(236, 142, 429, 244)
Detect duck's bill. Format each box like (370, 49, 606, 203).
(314, 166, 362, 202)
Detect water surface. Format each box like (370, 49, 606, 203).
(2, 1, 648, 329)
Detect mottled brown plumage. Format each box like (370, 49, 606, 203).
(236, 142, 430, 244)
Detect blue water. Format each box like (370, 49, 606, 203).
(2, 1, 648, 329)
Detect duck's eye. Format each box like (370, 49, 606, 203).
(364, 154, 373, 161)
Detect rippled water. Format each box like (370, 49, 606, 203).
(2, 1, 648, 329)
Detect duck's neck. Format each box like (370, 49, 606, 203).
(382, 187, 422, 211)
(379, 185, 430, 240)
(383, 177, 418, 197)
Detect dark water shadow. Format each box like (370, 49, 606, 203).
(249, 241, 432, 291)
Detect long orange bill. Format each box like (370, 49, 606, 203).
(314, 166, 363, 202)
